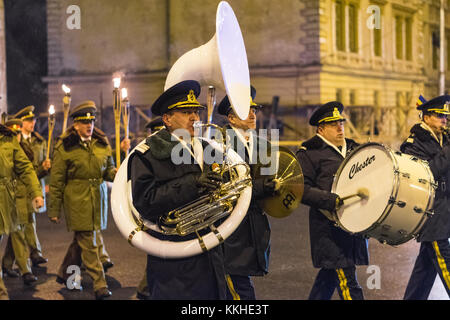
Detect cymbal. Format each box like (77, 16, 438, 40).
(260, 146, 304, 218)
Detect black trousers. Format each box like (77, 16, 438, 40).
(308, 266, 364, 300)
(225, 274, 256, 300)
(404, 240, 450, 300)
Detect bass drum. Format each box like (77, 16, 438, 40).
(331, 142, 436, 245)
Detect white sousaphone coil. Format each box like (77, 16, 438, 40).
(111, 1, 253, 258)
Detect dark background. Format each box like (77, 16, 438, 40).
(4, 0, 47, 115)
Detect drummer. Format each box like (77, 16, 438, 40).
(296, 101, 369, 300)
(401, 94, 450, 299)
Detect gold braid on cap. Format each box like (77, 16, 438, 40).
(428, 102, 450, 114)
(318, 107, 345, 123)
(73, 112, 96, 121)
(21, 111, 35, 120)
(167, 90, 202, 110)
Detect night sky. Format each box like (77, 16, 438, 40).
(4, 0, 47, 115)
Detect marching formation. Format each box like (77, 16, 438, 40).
(2, 78, 450, 301)
(2, 1, 450, 302)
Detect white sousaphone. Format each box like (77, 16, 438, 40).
(111, 1, 253, 259)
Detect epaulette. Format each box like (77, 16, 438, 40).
(0, 124, 14, 137)
(32, 131, 44, 142)
(406, 137, 414, 144)
(135, 141, 150, 154)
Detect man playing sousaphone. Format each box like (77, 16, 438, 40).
(128, 80, 227, 299)
(296, 101, 369, 300)
(217, 85, 277, 300)
(401, 95, 450, 299)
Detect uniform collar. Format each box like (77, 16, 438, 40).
(317, 134, 347, 157)
(420, 121, 442, 147)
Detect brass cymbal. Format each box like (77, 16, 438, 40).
(259, 146, 304, 218)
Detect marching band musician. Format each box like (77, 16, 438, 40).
(217, 85, 276, 300)
(401, 95, 450, 300)
(296, 101, 369, 300)
(48, 101, 116, 300)
(128, 80, 227, 300)
(135, 116, 164, 301)
(2, 118, 39, 286)
(13, 106, 50, 267)
(0, 122, 43, 299)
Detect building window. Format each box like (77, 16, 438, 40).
(395, 14, 413, 61)
(433, 30, 439, 70)
(335, 0, 345, 51)
(373, 21, 382, 56)
(335, 0, 359, 53)
(348, 3, 358, 53)
(336, 88, 343, 102)
(447, 33, 450, 71)
(395, 16, 403, 59)
(349, 90, 356, 105)
(405, 18, 412, 60)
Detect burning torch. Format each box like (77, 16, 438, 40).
(61, 84, 71, 134)
(46, 104, 56, 160)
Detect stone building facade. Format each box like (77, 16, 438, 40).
(43, 0, 450, 143)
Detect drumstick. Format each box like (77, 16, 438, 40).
(340, 188, 369, 202)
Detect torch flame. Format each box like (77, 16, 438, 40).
(49, 104, 55, 115)
(113, 77, 121, 89)
(62, 84, 71, 94)
(121, 88, 128, 99)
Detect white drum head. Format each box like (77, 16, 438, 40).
(332, 144, 395, 233)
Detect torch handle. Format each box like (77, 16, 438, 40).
(47, 122, 54, 160)
(113, 88, 122, 167)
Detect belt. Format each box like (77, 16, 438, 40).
(0, 177, 12, 185)
(69, 178, 104, 186)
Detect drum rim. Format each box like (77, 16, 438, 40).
(407, 158, 435, 238)
(332, 143, 435, 242)
(331, 142, 399, 234)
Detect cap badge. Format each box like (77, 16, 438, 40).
(332, 107, 340, 118)
(187, 90, 196, 103)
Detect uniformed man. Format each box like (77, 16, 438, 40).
(14, 105, 50, 267)
(0, 123, 43, 299)
(296, 101, 369, 300)
(401, 95, 450, 299)
(2, 118, 38, 285)
(135, 116, 165, 301)
(48, 101, 116, 300)
(129, 80, 227, 299)
(217, 86, 276, 300)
